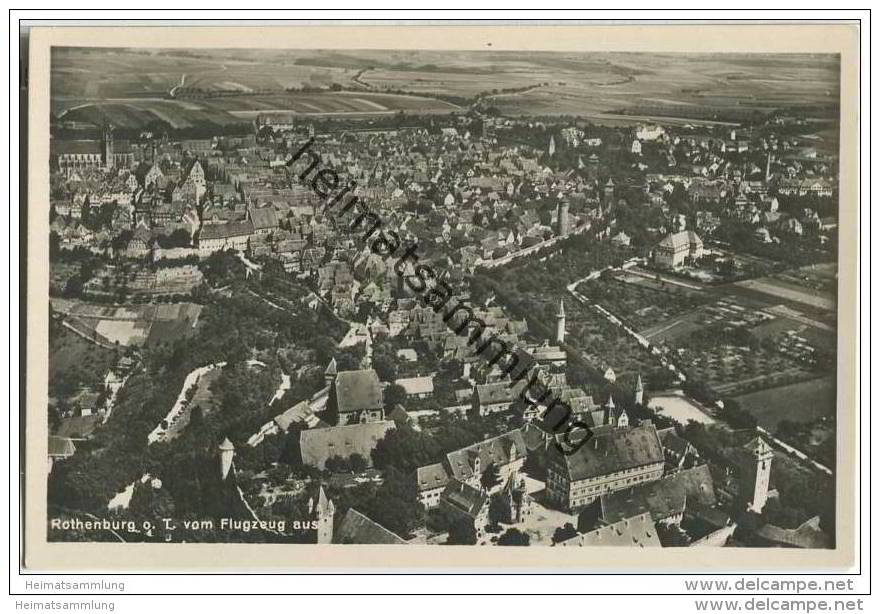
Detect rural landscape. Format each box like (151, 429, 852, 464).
(52, 48, 840, 131)
(47, 47, 839, 551)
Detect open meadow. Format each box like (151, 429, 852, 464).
(733, 375, 836, 429)
(52, 48, 841, 130)
(50, 299, 203, 347)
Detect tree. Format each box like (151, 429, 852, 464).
(488, 492, 512, 528)
(762, 497, 809, 530)
(157, 228, 193, 249)
(577, 498, 604, 533)
(497, 528, 530, 546)
(335, 348, 362, 372)
(324, 455, 350, 473)
(480, 462, 502, 491)
(356, 466, 423, 538)
(447, 517, 477, 545)
(372, 352, 398, 382)
(128, 479, 176, 520)
(718, 398, 758, 430)
(552, 522, 578, 544)
(48, 405, 61, 434)
(523, 449, 547, 480)
(279, 425, 304, 466)
(426, 506, 454, 534)
(348, 453, 368, 474)
(383, 383, 408, 411)
(371, 425, 441, 473)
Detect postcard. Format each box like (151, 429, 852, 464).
(24, 21, 860, 570)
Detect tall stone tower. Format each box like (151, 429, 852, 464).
(605, 394, 616, 426)
(634, 373, 644, 406)
(556, 201, 570, 237)
(555, 298, 566, 345)
(310, 485, 336, 544)
(603, 178, 615, 207)
(102, 124, 114, 171)
(548, 135, 556, 157)
(765, 153, 773, 183)
(324, 357, 337, 385)
(219, 437, 235, 480)
(744, 436, 774, 514)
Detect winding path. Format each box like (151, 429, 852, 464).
(169, 73, 187, 98)
(147, 362, 226, 445)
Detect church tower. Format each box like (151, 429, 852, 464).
(765, 153, 773, 183)
(603, 178, 615, 207)
(548, 135, 556, 157)
(634, 373, 644, 406)
(102, 124, 114, 171)
(744, 436, 774, 513)
(310, 485, 336, 544)
(219, 437, 235, 481)
(324, 357, 337, 385)
(555, 299, 566, 344)
(556, 201, 570, 237)
(605, 394, 616, 426)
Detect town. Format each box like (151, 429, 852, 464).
(47, 52, 839, 550)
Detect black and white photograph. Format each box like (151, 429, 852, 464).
(21, 21, 862, 578)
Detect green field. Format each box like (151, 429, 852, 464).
(733, 376, 837, 429)
(51, 47, 841, 129)
(56, 92, 461, 129)
(51, 48, 463, 129)
(49, 322, 117, 401)
(359, 51, 839, 120)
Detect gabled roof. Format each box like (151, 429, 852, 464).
(658, 427, 694, 458)
(475, 381, 519, 406)
(743, 436, 774, 459)
(754, 516, 831, 549)
(48, 435, 76, 458)
(441, 479, 488, 518)
(248, 205, 279, 231)
(558, 512, 660, 548)
(417, 462, 450, 493)
(658, 230, 702, 250)
(299, 421, 395, 470)
(394, 376, 434, 396)
(56, 415, 101, 439)
(334, 508, 406, 545)
(198, 220, 255, 241)
(387, 404, 412, 427)
(333, 369, 383, 414)
(446, 430, 527, 482)
(552, 422, 664, 482)
(274, 400, 311, 432)
(601, 464, 717, 524)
